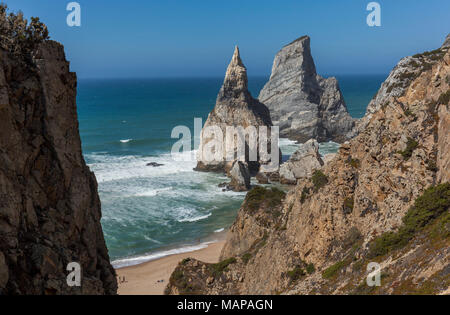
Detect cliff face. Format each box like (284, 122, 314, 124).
(0, 41, 117, 294)
(196, 47, 274, 174)
(258, 36, 355, 143)
(167, 36, 450, 295)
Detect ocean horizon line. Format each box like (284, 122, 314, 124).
(77, 73, 388, 81)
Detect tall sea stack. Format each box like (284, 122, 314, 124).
(196, 47, 275, 174)
(259, 36, 355, 143)
(0, 8, 117, 295)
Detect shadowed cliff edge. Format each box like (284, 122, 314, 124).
(0, 6, 117, 295)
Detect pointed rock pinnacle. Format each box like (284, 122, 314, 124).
(223, 46, 248, 95)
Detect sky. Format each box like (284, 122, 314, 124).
(4, 0, 450, 78)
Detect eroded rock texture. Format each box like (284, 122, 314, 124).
(259, 36, 355, 143)
(196, 47, 275, 174)
(0, 41, 117, 295)
(228, 161, 251, 192)
(279, 139, 324, 185)
(167, 36, 450, 296)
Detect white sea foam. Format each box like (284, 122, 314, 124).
(214, 228, 225, 233)
(134, 187, 172, 197)
(88, 147, 262, 265)
(177, 213, 212, 223)
(111, 241, 216, 269)
(319, 141, 341, 155)
(86, 150, 197, 183)
(120, 139, 132, 143)
(278, 138, 340, 157)
(278, 138, 298, 147)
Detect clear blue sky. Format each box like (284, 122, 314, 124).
(5, 0, 450, 78)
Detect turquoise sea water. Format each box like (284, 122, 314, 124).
(76, 74, 386, 267)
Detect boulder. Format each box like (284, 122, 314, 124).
(228, 161, 251, 192)
(279, 139, 324, 184)
(255, 172, 269, 184)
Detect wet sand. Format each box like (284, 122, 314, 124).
(116, 241, 225, 295)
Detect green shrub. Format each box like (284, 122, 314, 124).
(429, 211, 450, 240)
(399, 137, 418, 160)
(399, 71, 417, 81)
(352, 260, 364, 272)
(181, 258, 191, 265)
(346, 158, 361, 169)
(300, 186, 310, 204)
(210, 257, 237, 277)
(241, 253, 252, 265)
(286, 266, 305, 281)
(437, 89, 450, 105)
(352, 281, 376, 295)
(426, 159, 438, 172)
(245, 186, 286, 213)
(369, 183, 450, 258)
(312, 170, 328, 191)
(342, 227, 363, 250)
(0, 4, 49, 57)
(413, 48, 444, 59)
(404, 109, 414, 117)
(322, 260, 347, 279)
(306, 263, 315, 274)
(343, 197, 355, 215)
(171, 269, 184, 282)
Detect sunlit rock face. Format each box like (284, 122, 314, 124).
(259, 36, 355, 143)
(196, 46, 275, 175)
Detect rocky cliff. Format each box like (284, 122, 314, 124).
(167, 36, 450, 295)
(259, 36, 355, 143)
(0, 9, 117, 295)
(196, 47, 275, 176)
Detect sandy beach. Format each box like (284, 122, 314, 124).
(116, 241, 225, 295)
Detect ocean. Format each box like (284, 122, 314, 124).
(76, 74, 386, 268)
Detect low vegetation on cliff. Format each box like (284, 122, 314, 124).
(311, 170, 328, 191)
(244, 186, 286, 214)
(438, 89, 450, 105)
(369, 183, 450, 258)
(399, 137, 419, 160)
(0, 4, 49, 57)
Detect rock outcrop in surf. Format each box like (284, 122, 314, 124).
(279, 139, 324, 185)
(195, 46, 277, 175)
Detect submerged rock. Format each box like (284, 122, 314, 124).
(259, 36, 355, 143)
(279, 139, 324, 184)
(147, 162, 164, 167)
